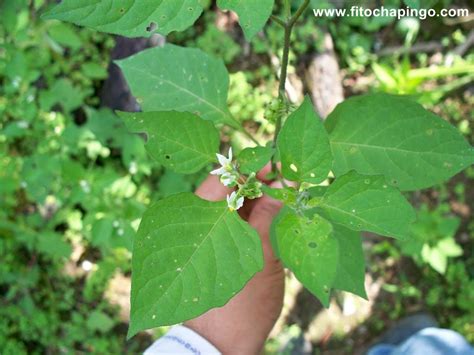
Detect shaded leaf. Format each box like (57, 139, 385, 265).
(332, 226, 367, 298)
(238, 146, 274, 174)
(275, 212, 339, 306)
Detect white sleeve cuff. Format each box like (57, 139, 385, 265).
(144, 325, 222, 355)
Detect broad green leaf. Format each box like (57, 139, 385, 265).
(315, 171, 415, 239)
(118, 111, 219, 174)
(332, 226, 367, 298)
(277, 97, 332, 184)
(42, 0, 203, 38)
(217, 0, 274, 40)
(129, 193, 263, 336)
(326, 93, 474, 191)
(117, 44, 237, 127)
(275, 212, 339, 306)
(238, 146, 274, 174)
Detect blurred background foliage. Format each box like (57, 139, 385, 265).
(0, 0, 473, 353)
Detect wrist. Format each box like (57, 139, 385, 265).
(184, 319, 264, 355)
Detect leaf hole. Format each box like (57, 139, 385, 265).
(165, 155, 171, 160)
(146, 22, 157, 32)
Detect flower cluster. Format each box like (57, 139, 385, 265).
(211, 148, 239, 187)
(211, 148, 262, 211)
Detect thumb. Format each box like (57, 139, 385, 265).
(195, 174, 232, 202)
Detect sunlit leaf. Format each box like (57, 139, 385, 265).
(42, 0, 203, 37)
(129, 193, 263, 336)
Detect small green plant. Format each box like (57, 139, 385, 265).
(399, 203, 462, 274)
(42, 0, 474, 337)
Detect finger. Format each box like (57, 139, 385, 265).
(195, 175, 232, 202)
(256, 162, 282, 183)
(256, 164, 273, 183)
(248, 182, 283, 263)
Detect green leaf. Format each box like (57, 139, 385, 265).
(47, 22, 83, 50)
(437, 237, 463, 258)
(118, 111, 220, 174)
(87, 311, 115, 333)
(275, 212, 339, 306)
(42, 0, 203, 38)
(81, 62, 108, 79)
(238, 146, 274, 174)
(38, 78, 86, 112)
(36, 232, 72, 260)
(117, 44, 237, 127)
(332, 226, 367, 298)
(277, 97, 333, 184)
(262, 186, 297, 204)
(158, 170, 193, 197)
(217, 0, 274, 40)
(129, 193, 263, 336)
(315, 171, 415, 239)
(422, 245, 447, 274)
(326, 93, 474, 191)
(269, 206, 293, 258)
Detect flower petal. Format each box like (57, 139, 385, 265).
(221, 176, 233, 186)
(235, 196, 244, 210)
(216, 153, 228, 166)
(211, 167, 226, 175)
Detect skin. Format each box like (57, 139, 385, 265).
(184, 173, 286, 354)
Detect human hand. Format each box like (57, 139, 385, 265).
(184, 172, 285, 354)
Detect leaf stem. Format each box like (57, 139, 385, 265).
(270, 15, 286, 28)
(271, 0, 310, 173)
(240, 126, 260, 145)
(228, 115, 260, 145)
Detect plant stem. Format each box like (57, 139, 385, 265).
(283, 0, 291, 20)
(271, 0, 310, 173)
(288, 0, 310, 28)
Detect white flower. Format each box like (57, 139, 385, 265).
(226, 191, 244, 211)
(211, 148, 234, 176)
(220, 172, 236, 187)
